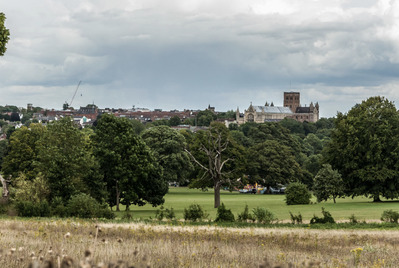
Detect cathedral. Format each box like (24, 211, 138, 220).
(236, 92, 319, 125)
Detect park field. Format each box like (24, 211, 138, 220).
(114, 187, 399, 222)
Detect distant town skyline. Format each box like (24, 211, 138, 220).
(1, 0, 399, 118)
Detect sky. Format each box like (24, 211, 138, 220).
(1, 0, 399, 118)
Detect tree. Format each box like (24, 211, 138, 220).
(247, 140, 302, 191)
(325, 96, 399, 201)
(36, 117, 94, 202)
(196, 110, 217, 126)
(93, 114, 168, 211)
(185, 122, 245, 208)
(0, 12, 10, 56)
(141, 126, 193, 184)
(313, 164, 344, 203)
(2, 124, 46, 180)
(169, 116, 181, 126)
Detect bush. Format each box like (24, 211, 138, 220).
(349, 214, 358, 224)
(285, 182, 311, 205)
(15, 200, 50, 217)
(252, 207, 276, 224)
(155, 206, 176, 221)
(289, 212, 303, 224)
(183, 204, 208, 222)
(67, 193, 114, 219)
(381, 210, 399, 223)
(237, 204, 254, 222)
(215, 203, 235, 222)
(310, 207, 335, 224)
(51, 196, 68, 217)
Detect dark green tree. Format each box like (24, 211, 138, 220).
(141, 125, 193, 184)
(313, 164, 344, 203)
(36, 118, 93, 202)
(93, 114, 168, 211)
(0, 12, 10, 56)
(2, 124, 46, 180)
(196, 110, 217, 126)
(247, 140, 302, 191)
(169, 116, 181, 126)
(325, 96, 399, 201)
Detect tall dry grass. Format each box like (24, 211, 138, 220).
(0, 219, 397, 267)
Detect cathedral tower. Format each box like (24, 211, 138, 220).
(284, 92, 300, 113)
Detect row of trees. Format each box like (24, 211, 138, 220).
(2, 96, 397, 213)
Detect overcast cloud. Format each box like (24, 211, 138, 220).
(1, 0, 399, 117)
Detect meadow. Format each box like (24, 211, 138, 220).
(0, 219, 398, 267)
(114, 187, 399, 222)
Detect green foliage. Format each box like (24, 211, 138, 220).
(349, 214, 358, 224)
(247, 140, 302, 188)
(289, 212, 303, 224)
(11, 173, 50, 203)
(285, 182, 311, 205)
(155, 205, 176, 221)
(141, 125, 193, 184)
(2, 124, 46, 180)
(50, 196, 68, 218)
(381, 210, 399, 223)
(196, 110, 217, 126)
(215, 203, 235, 222)
(237, 204, 254, 222)
(37, 117, 93, 202)
(67, 193, 114, 219)
(183, 204, 208, 222)
(310, 207, 335, 224)
(15, 200, 50, 217)
(169, 116, 181, 126)
(252, 207, 276, 224)
(313, 164, 344, 203)
(93, 114, 168, 210)
(0, 12, 10, 56)
(325, 96, 399, 201)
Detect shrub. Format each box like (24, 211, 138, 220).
(349, 214, 358, 224)
(381, 210, 399, 223)
(183, 204, 208, 222)
(15, 200, 50, 217)
(155, 206, 176, 221)
(237, 204, 254, 222)
(51, 196, 68, 217)
(252, 207, 276, 224)
(215, 203, 235, 222)
(289, 212, 303, 224)
(122, 211, 133, 220)
(285, 182, 311, 205)
(310, 207, 335, 224)
(67, 193, 114, 219)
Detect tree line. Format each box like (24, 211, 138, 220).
(1, 96, 397, 216)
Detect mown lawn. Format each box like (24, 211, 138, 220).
(114, 187, 399, 221)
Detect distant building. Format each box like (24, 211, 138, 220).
(236, 92, 319, 125)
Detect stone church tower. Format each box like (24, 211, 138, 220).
(283, 92, 300, 113)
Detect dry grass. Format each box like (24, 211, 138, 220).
(0, 219, 397, 267)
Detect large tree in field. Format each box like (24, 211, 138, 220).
(36, 117, 94, 202)
(185, 122, 245, 208)
(313, 164, 344, 203)
(0, 12, 10, 56)
(246, 140, 302, 191)
(141, 125, 193, 184)
(325, 96, 399, 201)
(2, 124, 46, 180)
(93, 114, 168, 211)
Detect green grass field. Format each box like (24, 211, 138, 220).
(114, 187, 399, 221)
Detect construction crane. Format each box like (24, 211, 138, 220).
(69, 80, 82, 107)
